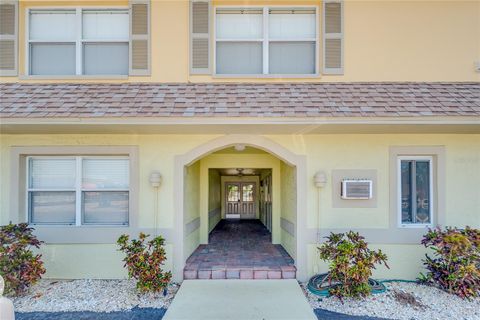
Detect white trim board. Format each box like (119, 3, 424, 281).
(2, 120, 479, 135)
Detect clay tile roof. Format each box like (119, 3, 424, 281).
(0, 82, 479, 118)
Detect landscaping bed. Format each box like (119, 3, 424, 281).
(16, 308, 167, 320)
(11, 279, 480, 320)
(12, 280, 179, 313)
(303, 281, 480, 320)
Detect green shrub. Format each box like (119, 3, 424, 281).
(0, 223, 46, 296)
(419, 226, 480, 299)
(318, 231, 389, 298)
(117, 233, 172, 293)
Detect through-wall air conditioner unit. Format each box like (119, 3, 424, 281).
(341, 179, 372, 200)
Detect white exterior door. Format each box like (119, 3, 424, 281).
(225, 182, 256, 219)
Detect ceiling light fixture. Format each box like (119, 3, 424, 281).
(234, 144, 246, 152)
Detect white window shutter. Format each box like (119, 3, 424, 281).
(323, 0, 343, 74)
(129, 0, 150, 76)
(0, 1, 18, 76)
(190, 0, 211, 74)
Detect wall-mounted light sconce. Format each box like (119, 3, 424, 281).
(149, 171, 162, 236)
(149, 171, 162, 188)
(314, 171, 327, 188)
(234, 144, 246, 152)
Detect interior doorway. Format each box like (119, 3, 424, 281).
(225, 182, 256, 219)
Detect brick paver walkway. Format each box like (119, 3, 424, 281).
(184, 219, 296, 279)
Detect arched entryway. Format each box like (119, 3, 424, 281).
(173, 135, 307, 282)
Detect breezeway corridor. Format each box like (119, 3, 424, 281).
(184, 219, 296, 279)
(181, 145, 300, 281)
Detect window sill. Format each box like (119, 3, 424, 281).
(398, 224, 432, 229)
(30, 224, 129, 228)
(212, 73, 321, 79)
(19, 75, 129, 80)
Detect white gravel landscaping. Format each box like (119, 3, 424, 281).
(12, 279, 180, 313)
(302, 281, 480, 320)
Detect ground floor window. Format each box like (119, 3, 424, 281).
(27, 156, 129, 226)
(398, 156, 433, 227)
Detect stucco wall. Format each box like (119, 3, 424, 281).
(184, 160, 201, 258)
(263, 134, 480, 230)
(1, 133, 479, 280)
(2, 0, 478, 83)
(280, 161, 296, 258)
(208, 169, 221, 232)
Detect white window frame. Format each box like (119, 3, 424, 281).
(25, 6, 129, 76)
(26, 155, 130, 226)
(397, 156, 434, 228)
(213, 5, 319, 77)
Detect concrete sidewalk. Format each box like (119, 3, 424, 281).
(163, 280, 316, 320)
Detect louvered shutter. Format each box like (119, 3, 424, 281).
(190, 0, 210, 74)
(323, 0, 343, 74)
(0, 1, 17, 76)
(129, 0, 150, 76)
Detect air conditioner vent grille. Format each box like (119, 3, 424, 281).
(341, 180, 372, 200)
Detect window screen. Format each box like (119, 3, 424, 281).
(28, 158, 76, 224)
(83, 43, 129, 75)
(30, 43, 76, 75)
(27, 157, 130, 226)
(82, 159, 129, 189)
(215, 7, 317, 75)
(269, 42, 315, 74)
(268, 9, 316, 40)
(216, 42, 263, 74)
(268, 9, 316, 74)
(82, 10, 129, 40)
(82, 191, 129, 225)
(28, 8, 129, 76)
(29, 10, 76, 41)
(82, 159, 129, 225)
(216, 9, 263, 40)
(29, 192, 76, 224)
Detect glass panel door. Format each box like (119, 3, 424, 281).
(226, 183, 241, 216)
(241, 183, 256, 218)
(225, 182, 256, 218)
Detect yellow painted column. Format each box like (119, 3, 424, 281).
(199, 159, 210, 244)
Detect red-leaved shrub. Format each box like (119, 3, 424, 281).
(0, 223, 46, 296)
(318, 231, 389, 298)
(117, 233, 171, 293)
(419, 226, 480, 299)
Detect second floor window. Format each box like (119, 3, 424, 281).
(215, 7, 318, 75)
(28, 9, 129, 76)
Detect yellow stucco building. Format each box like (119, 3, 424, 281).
(0, 0, 479, 282)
